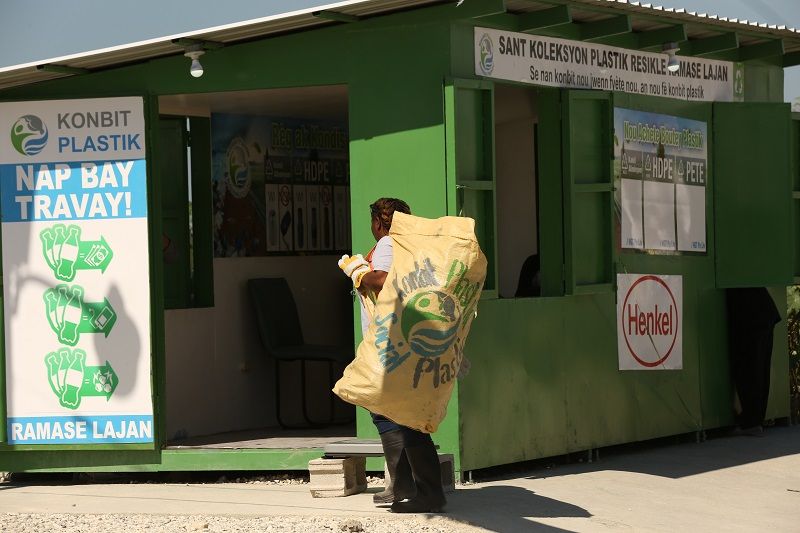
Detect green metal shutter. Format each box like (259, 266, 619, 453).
(713, 103, 792, 288)
(561, 90, 615, 294)
(444, 78, 497, 294)
(188, 117, 214, 307)
(792, 113, 800, 283)
(157, 117, 191, 308)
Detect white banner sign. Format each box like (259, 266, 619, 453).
(1, 97, 153, 444)
(475, 27, 743, 102)
(617, 274, 682, 370)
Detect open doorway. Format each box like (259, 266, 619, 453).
(157, 86, 356, 449)
(494, 85, 540, 299)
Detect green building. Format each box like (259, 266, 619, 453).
(0, 0, 798, 477)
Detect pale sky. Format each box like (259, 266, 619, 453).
(656, 0, 800, 106)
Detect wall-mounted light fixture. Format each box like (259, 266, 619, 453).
(184, 45, 205, 78)
(662, 42, 681, 73)
(172, 38, 223, 79)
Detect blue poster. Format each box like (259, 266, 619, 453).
(210, 114, 349, 257)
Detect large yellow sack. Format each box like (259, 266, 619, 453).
(333, 212, 487, 433)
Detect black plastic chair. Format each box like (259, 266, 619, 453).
(247, 277, 353, 428)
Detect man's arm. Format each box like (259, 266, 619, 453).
(360, 270, 388, 294)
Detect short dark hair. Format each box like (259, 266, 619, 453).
(370, 198, 411, 232)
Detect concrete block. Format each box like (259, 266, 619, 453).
(308, 457, 366, 498)
(383, 453, 456, 494)
(438, 454, 456, 493)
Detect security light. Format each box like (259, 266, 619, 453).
(184, 46, 205, 78)
(663, 42, 681, 73)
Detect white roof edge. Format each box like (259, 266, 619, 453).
(590, 0, 799, 36)
(0, 0, 372, 75)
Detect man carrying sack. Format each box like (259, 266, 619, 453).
(336, 198, 487, 513)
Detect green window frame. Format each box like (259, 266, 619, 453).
(156, 116, 214, 309)
(561, 90, 616, 295)
(713, 102, 793, 288)
(444, 78, 498, 296)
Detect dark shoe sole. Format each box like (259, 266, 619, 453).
(391, 500, 446, 513)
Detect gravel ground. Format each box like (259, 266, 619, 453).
(0, 474, 482, 532)
(0, 513, 485, 533)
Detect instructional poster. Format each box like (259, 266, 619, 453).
(0, 97, 153, 444)
(211, 114, 349, 257)
(614, 108, 707, 254)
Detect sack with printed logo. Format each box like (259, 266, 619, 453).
(333, 212, 487, 433)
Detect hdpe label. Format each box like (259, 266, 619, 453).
(617, 274, 682, 370)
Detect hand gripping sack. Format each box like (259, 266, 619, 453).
(333, 212, 487, 433)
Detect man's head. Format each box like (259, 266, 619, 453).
(370, 198, 411, 241)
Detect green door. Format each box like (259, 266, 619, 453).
(713, 103, 793, 287)
(561, 90, 615, 294)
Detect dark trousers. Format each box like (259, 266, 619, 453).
(730, 325, 774, 428)
(370, 412, 432, 446)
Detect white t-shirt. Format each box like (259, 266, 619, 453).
(360, 235, 393, 334)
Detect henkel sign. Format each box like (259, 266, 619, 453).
(617, 274, 683, 370)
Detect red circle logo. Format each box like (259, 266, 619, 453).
(621, 276, 678, 368)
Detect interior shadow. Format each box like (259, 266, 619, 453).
(444, 485, 591, 533)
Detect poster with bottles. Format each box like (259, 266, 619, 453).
(0, 97, 154, 444)
(211, 114, 349, 256)
(613, 108, 707, 254)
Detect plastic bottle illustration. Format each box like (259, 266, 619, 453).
(280, 211, 292, 250)
(297, 207, 305, 248)
(61, 349, 85, 409)
(45, 352, 61, 397)
(53, 224, 67, 264)
(57, 225, 81, 280)
(59, 285, 84, 345)
(311, 207, 318, 248)
(268, 210, 278, 247)
(40, 228, 57, 269)
(324, 207, 331, 248)
(56, 349, 70, 395)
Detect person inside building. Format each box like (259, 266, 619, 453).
(726, 287, 781, 436)
(337, 197, 447, 513)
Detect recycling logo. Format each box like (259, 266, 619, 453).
(11, 114, 48, 156)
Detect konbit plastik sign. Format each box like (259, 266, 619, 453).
(617, 274, 683, 370)
(475, 27, 743, 102)
(0, 97, 153, 444)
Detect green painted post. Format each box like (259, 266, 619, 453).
(146, 94, 167, 453)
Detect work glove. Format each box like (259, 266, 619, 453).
(338, 254, 370, 288)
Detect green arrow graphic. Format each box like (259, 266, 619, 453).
(80, 361, 118, 400)
(78, 237, 114, 273)
(79, 299, 118, 337)
(39, 225, 114, 281)
(45, 351, 118, 409)
(44, 285, 117, 346)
